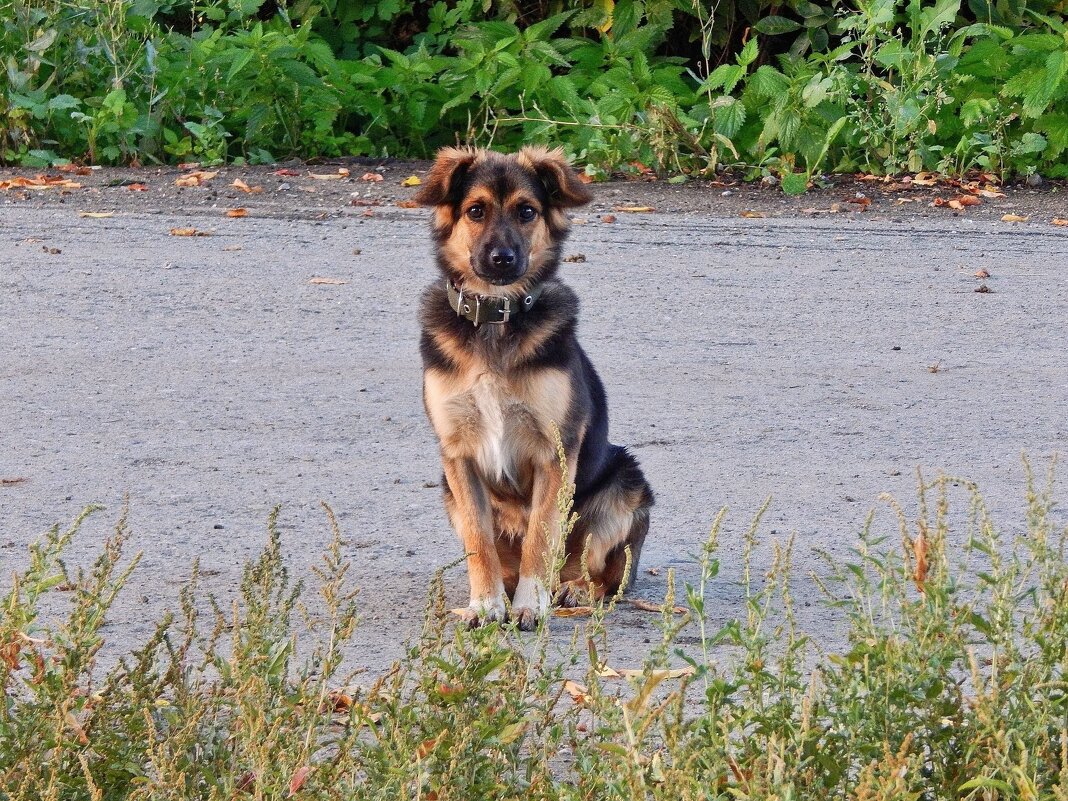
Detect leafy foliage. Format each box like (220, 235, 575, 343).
(2, 0, 1067, 179)
(3, 466, 1068, 798)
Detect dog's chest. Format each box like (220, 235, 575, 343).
(425, 367, 570, 487)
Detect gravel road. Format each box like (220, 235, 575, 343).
(2, 172, 1067, 674)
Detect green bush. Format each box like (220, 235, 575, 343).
(2, 0, 1067, 179)
(3, 465, 1068, 798)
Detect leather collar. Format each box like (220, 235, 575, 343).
(445, 280, 544, 326)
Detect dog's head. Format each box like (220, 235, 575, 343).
(414, 146, 592, 294)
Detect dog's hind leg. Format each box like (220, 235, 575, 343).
(442, 458, 508, 627)
(558, 448, 654, 606)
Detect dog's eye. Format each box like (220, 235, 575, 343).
(466, 205, 485, 221)
(517, 204, 538, 222)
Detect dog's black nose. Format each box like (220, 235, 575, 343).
(490, 248, 516, 267)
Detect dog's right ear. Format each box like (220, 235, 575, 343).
(414, 147, 480, 206)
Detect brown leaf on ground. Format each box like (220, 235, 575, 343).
(309, 277, 347, 285)
(169, 227, 209, 237)
(563, 253, 586, 263)
(78, 211, 113, 218)
(740, 210, 765, 218)
(273, 168, 300, 176)
(232, 178, 263, 194)
(975, 284, 992, 293)
(359, 172, 384, 182)
(975, 269, 990, 279)
(956, 195, 981, 207)
(600, 214, 617, 223)
(177, 162, 201, 171)
(553, 606, 594, 617)
(226, 208, 248, 218)
(563, 680, 590, 704)
(628, 599, 688, 614)
(0, 175, 82, 191)
(1, 477, 28, 485)
(613, 205, 655, 213)
(646, 567, 661, 576)
(56, 164, 92, 176)
(351, 199, 381, 207)
(174, 171, 218, 187)
(847, 196, 872, 209)
(577, 172, 595, 184)
(417, 732, 446, 759)
(42, 246, 61, 254)
(288, 766, 312, 797)
(1001, 214, 1028, 223)
(309, 169, 350, 180)
(978, 188, 1005, 199)
(1052, 218, 1068, 226)
(396, 199, 420, 208)
(910, 172, 938, 186)
(127, 183, 148, 191)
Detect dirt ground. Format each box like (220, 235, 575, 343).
(1, 160, 1067, 676)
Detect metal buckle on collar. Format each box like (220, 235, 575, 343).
(494, 297, 512, 324)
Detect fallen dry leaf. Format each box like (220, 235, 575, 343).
(174, 171, 218, 187)
(1001, 214, 1028, 223)
(1052, 218, 1068, 226)
(553, 606, 595, 617)
(169, 227, 209, 237)
(309, 277, 348, 285)
(646, 567, 661, 576)
(0, 477, 28, 486)
(273, 168, 300, 176)
(628, 599, 687, 615)
(740, 210, 765, 218)
(226, 208, 248, 218)
(42, 246, 61, 254)
(359, 172, 384, 182)
(288, 766, 312, 797)
(975, 269, 990, 279)
(127, 183, 148, 191)
(577, 172, 595, 184)
(78, 211, 113, 218)
(401, 175, 422, 187)
(563, 680, 590, 704)
(56, 164, 92, 176)
(975, 284, 992, 293)
(978, 188, 1005, 199)
(396, 199, 420, 208)
(600, 214, 617, 223)
(0, 175, 82, 191)
(232, 178, 263, 194)
(309, 169, 350, 180)
(847, 196, 872, 209)
(613, 205, 655, 213)
(563, 253, 586, 263)
(911, 172, 938, 187)
(417, 732, 446, 759)
(177, 162, 201, 171)
(605, 666, 697, 680)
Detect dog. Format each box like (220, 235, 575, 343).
(415, 146, 654, 630)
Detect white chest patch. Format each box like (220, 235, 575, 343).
(470, 375, 514, 485)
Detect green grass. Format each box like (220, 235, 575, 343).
(3, 463, 1068, 799)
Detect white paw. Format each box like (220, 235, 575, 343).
(460, 594, 507, 628)
(512, 576, 550, 631)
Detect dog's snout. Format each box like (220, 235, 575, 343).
(490, 248, 516, 267)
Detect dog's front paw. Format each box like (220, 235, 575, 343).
(511, 577, 550, 631)
(460, 595, 507, 629)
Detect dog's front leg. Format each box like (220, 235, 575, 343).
(513, 458, 571, 631)
(442, 457, 507, 627)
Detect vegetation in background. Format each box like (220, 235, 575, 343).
(2, 0, 1068, 184)
(3, 463, 1068, 799)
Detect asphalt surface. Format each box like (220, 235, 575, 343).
(2, 183, 1068, 675)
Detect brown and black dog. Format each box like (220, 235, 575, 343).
(415, 146, 654, 630)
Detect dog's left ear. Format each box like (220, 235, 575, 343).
(519, 146, 592, 208)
